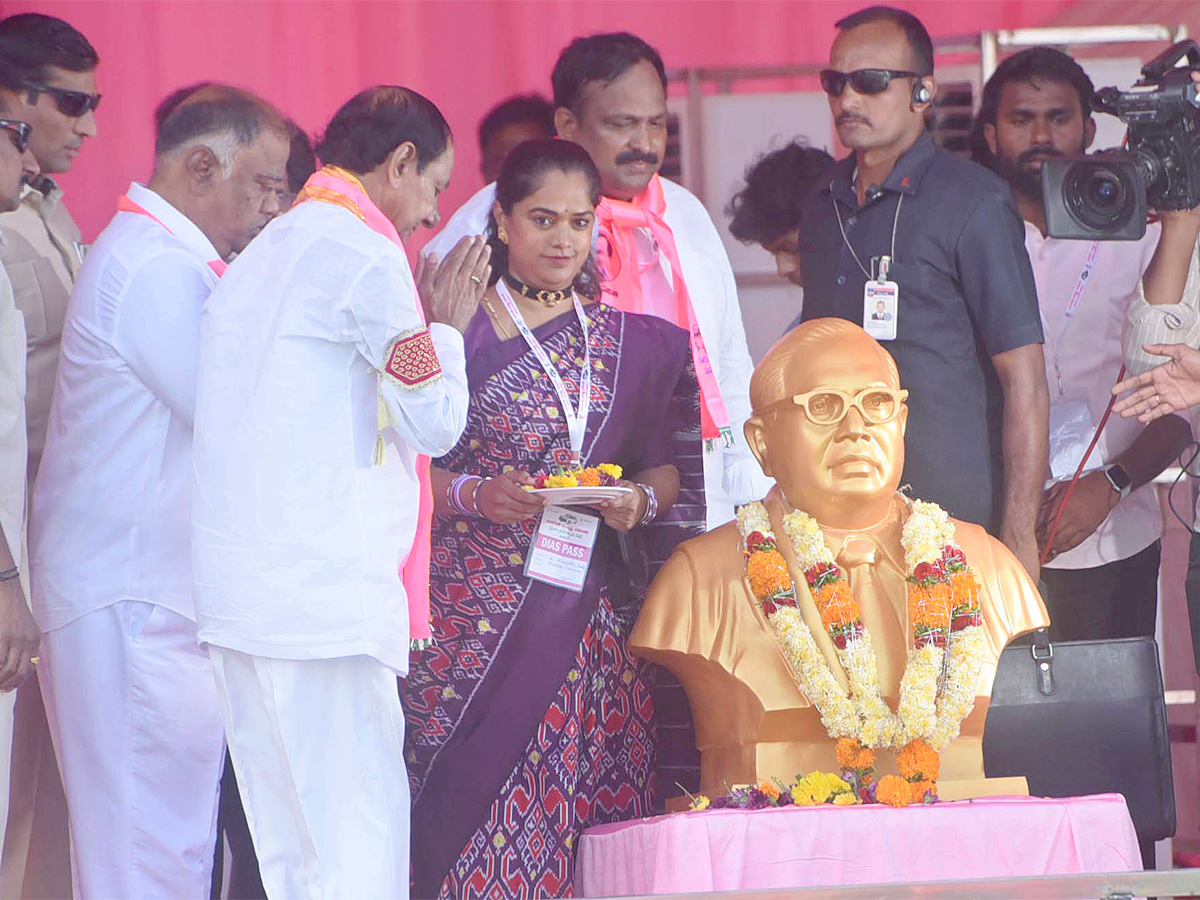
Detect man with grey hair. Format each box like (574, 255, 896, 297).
(29, 84, 287, 898)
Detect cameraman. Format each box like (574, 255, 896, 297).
(974, 47, 1191, 645)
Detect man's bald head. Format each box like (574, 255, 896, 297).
(148, 83, 289, 259)
(751, 318, 901, 415)
(154, 84, 286, 175)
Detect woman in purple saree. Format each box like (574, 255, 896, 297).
(401, 141, 703, 898)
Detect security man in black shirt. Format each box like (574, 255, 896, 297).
(797, 5, 1049, 580)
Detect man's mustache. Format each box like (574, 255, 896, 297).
(1017, 146, 1063, 168)
(836, 112, 871, 128)
(614, 150, 659, 166)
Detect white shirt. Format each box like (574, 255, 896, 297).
(1025, 221, 1164, 570)
(191, 201, 469, 675)
(31, 183, 220, 630)
(1123, 232, 1200, 375)
(0, 246, 27, 588)
(425, 177, 772, 529)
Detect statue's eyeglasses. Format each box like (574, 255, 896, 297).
(761, 386, 908, 426)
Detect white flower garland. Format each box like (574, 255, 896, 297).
(737, 498, 984, 753)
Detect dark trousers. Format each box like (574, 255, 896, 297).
(1040, 541, 1161, 642)
(1185, 533, 1200, 678)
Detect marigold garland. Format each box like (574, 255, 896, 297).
(734, 496, 987, 805)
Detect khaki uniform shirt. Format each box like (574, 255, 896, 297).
(0, 240, 29, 592)
(0, 179, 83, 482)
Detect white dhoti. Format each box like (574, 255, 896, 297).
(38, 600, 224, 899)
(209, 649, 410, 900)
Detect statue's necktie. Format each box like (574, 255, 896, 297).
(835, 535, 908, 696)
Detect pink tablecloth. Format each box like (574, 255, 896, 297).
(574, 794, 1141, 897)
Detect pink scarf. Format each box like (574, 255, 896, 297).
(295, 165, 434, 649)
(117, 194, 228, 276)
(594, 174, 731, 446)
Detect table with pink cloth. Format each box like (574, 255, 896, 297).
(574, 793, 1141, 896)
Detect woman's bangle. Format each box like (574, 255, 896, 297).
(447, 475, 483, 516)
(464, 477, 486, 516)
(0, 566, 19, 582)
(635, 482, 658, 528)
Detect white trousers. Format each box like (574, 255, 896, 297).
(38, 601, 225, 899)
(210, 648, 410, 900)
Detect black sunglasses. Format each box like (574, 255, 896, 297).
(0, 119, 32, 153)
(27, 83, 101, 118)
(819, 68, 922, 96)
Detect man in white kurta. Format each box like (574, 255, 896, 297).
(29, 87, 288, 898)
(192, 87, 473, 900)
(426, 33, 770, 531)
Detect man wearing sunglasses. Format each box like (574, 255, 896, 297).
(0, 103, 44, 895)
(796, 5, 1048, 582)
(0, 13, 98, 900)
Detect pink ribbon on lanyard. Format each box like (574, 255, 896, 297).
(594, 175, 732, 446)
(294, 166, 435, 649)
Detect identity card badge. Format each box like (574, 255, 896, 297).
(863, 254, 898, 341)
(524, 505, 601, 593)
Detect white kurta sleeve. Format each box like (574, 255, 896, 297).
(421, 183, 497, 262)
(112, 251, 210, 426)
(1124, 235, 1200, 374)
(703, 215, 774, 505)
(346, 253, 469, 458)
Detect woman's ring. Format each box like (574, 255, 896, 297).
(1153, 394, 1160, 406)
(29, 657, 38, 666)
(469, 275, 483, 285)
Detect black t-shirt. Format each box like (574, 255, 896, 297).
(796, 131, 1043, 532)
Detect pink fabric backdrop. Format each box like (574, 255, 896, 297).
(0, 0, 1087, 250)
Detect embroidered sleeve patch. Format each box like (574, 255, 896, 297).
(383, 327, 443, 390)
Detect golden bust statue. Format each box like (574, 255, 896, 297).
(629, 319, 1048, 792)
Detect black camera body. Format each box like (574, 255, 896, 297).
(1043, 40, 1200, 240)
(1042, 153, 1148, 240)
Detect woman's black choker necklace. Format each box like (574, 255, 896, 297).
(503, 272, 571, 308)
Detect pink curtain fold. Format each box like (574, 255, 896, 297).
(1, 0, 1086, 249)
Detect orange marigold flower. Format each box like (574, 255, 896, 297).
(747, 549, 791, 599)
(907, 581, 952, 630)
(577, 468, 601, 487)
(897, 739, 940, 783)
(875, 774, 912, 808)
(909, 779, 937, 803)
(950, 570, 980, 612)
(758, 781, 781, 800)
(816, 579, 860, 628)
(836, 737, 876, 771)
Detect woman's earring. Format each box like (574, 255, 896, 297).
(498, 223, 509, 244)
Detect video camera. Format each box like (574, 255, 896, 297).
(1043, 39, 1200, 240)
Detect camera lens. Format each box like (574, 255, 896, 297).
(1064, 162, 1135, 230)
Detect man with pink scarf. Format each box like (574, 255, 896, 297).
(191, 87, 486, 898)
(427, 32, 771, 532)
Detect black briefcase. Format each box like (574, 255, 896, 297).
(982, 632, 1175, 844)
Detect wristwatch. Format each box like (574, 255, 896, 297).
(1102, 464, 1133, 500)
